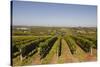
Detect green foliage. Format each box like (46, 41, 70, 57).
(79, 35, 97, 49)
(72, 35, 94, 52)
(64, 36, 76, 54)
(12, 36, 49, 65)
(41, 37, 60, 64)
(39, 36, 57, 59)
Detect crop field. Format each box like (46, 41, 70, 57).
(11, 26, 97, 66)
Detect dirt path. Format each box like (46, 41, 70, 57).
(49, 52, 58, 64)
(85, 49, 97, 61)
(32, 50, 41, 65)
(58, 39, 79, 63)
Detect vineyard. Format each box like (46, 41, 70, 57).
(12, 26, 97, 66)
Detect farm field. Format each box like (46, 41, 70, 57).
(11, 26, 97, 66)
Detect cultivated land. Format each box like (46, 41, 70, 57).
(12, 26, 97, 66)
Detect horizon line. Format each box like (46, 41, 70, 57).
(12, 25, 97, 27)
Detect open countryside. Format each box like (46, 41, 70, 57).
(12, 26, 97, 66)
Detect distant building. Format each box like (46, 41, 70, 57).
(16, 27, 29, 30)
(16, 27, 30, 33)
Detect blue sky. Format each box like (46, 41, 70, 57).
(12, 1, 97, 27)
